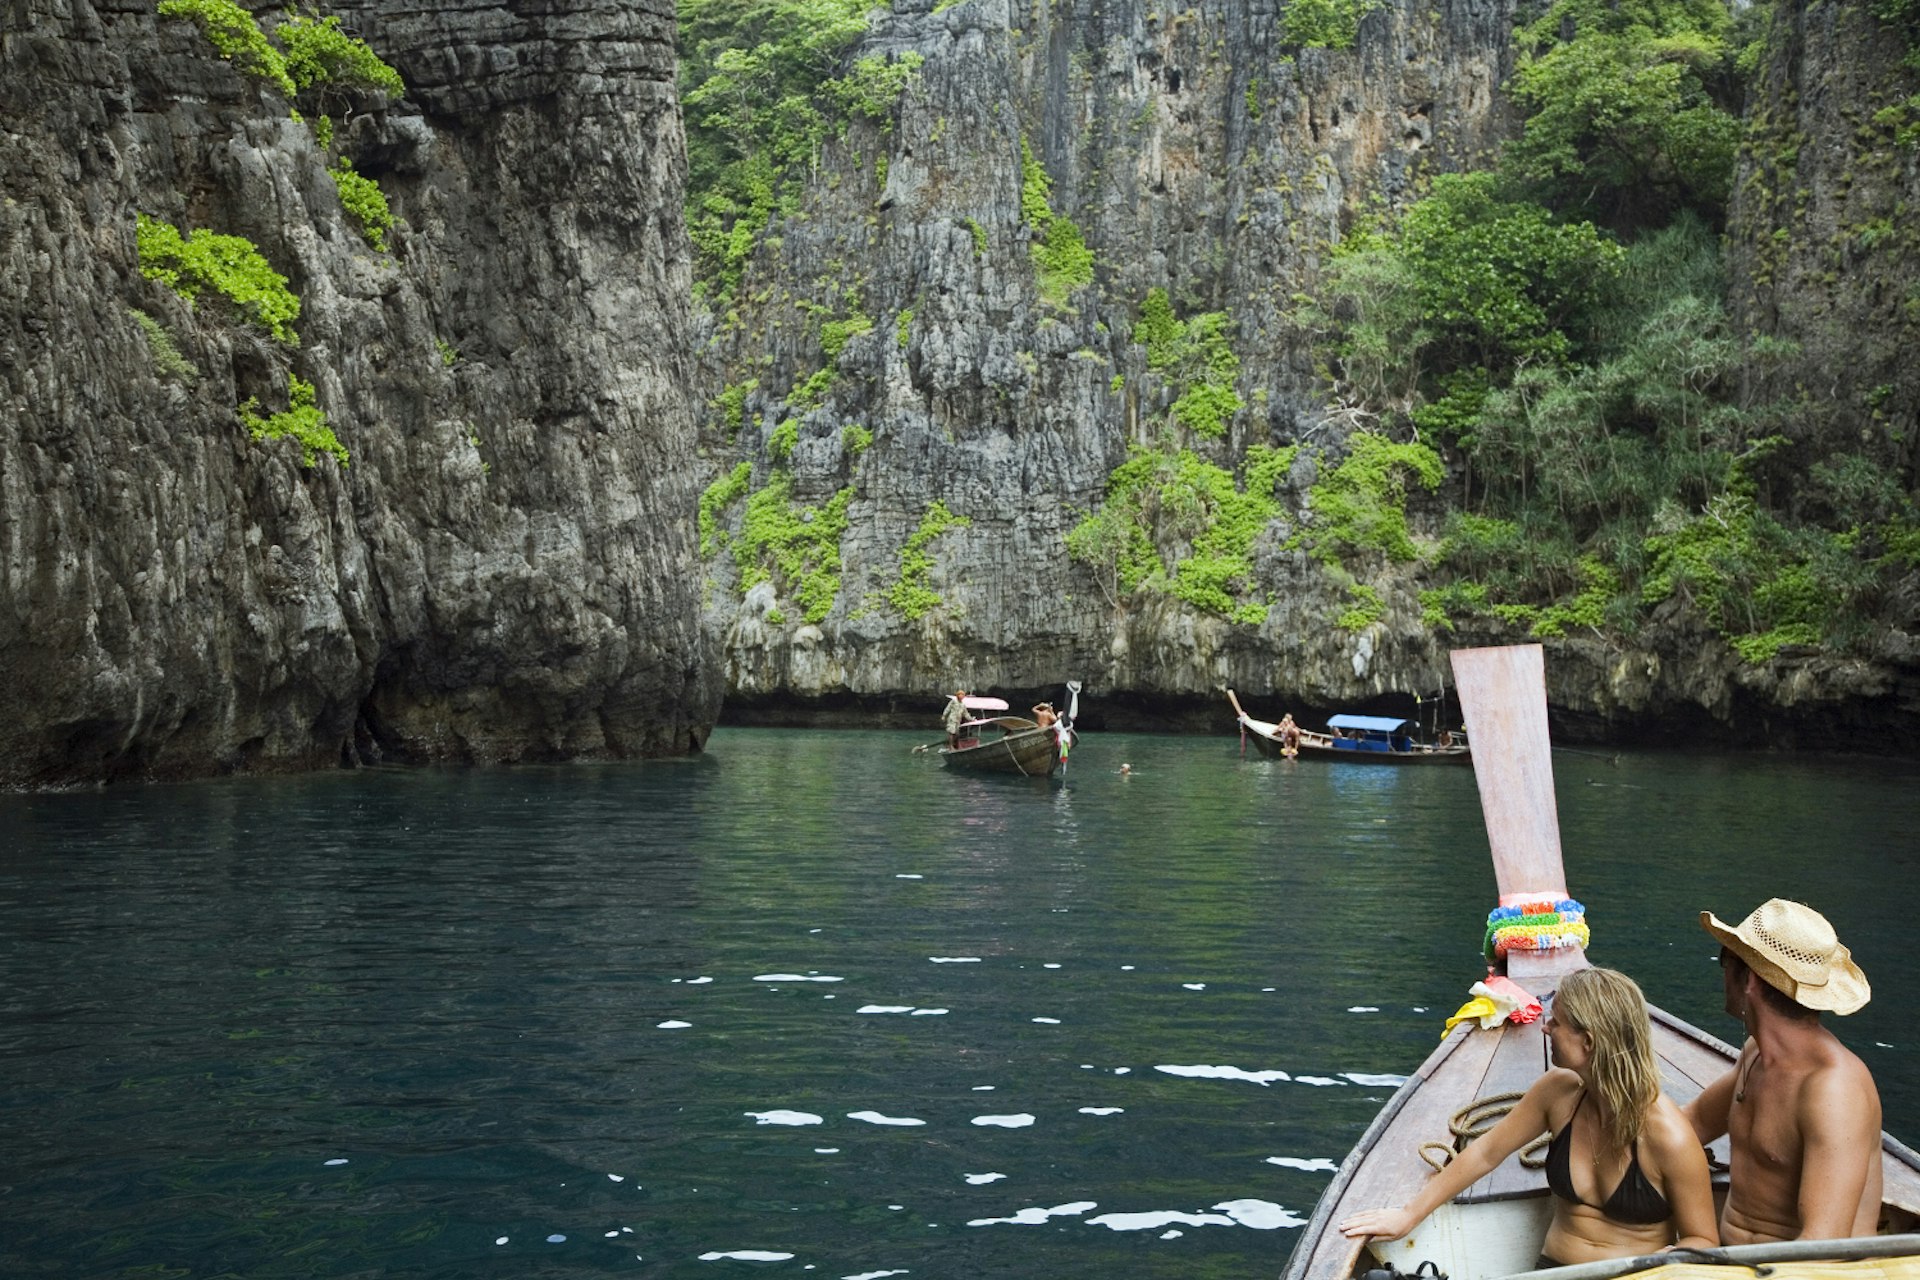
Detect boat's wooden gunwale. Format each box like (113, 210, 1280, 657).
(1284, 1023, 1492, 1280)
(1508, 1232, 1920, 1280)
(1280, 977, 1920, 1280)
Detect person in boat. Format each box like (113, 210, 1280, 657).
(1340, 967, 1718, 1266)
(1032, 702, 1057, 728)
(1278, 713, 1300, 754)
(1683, 898, 1880, 1244)
(943, 690, 968, 749)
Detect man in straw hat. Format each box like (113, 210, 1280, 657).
(1683, 898, 1882, 1244)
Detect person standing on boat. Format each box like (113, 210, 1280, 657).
(1339, 967, 1718, 1265)
(1684, 899, 1880, 1244)
(943, 691, 968, 749)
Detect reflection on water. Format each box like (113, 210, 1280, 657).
(1, 732, 1916, 1278)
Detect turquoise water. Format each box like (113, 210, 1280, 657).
(2, 730, 1916, 1278)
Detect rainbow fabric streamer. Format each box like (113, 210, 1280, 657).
(1483, 898, 1589, 961)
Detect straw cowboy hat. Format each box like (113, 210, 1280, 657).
(1700, 898, 1870, 1015)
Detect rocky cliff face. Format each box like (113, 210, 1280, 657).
(696, 0, 1920, 750)
(1728, 1, 1920, 511)
(0, 0, 721, 786)
(700, 0, 1523, 727)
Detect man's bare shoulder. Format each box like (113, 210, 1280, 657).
(1794, 1033, 1881, 1129)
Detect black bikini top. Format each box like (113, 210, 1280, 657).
(1544, 1093, 1672, 1225)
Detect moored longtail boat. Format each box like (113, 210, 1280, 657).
(1227, 690, 1471, 766)
(940, 681, 1080, 778)
(1280, 644, 1920, 1280)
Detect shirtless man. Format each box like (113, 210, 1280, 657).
(1684, 899, 1880, 1243)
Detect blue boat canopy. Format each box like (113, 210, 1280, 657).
(1326, 714, 1409, 732)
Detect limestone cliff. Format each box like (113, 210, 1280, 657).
(699, 0, 1520, 723)
(694, 0, 1920, 750)
(0, 0, 721, 786)
(1728, 2, 1920, 519)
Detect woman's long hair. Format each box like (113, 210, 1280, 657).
(1554, 967, 1660, 1152)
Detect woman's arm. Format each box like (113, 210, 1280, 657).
(1340, 1070, 1571, 1242)
(1649, 1103, 1719, 1251)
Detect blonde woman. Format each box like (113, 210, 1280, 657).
(1341, 967, 1718, 1267)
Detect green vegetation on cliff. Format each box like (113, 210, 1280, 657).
(1506, 0, 1740, 232)
(158, 2, 401, 110)
(679, 0, 923, 300)
(1867, 0, 1920, 144)
(136, 213, 301, 344)
(239, 376, 348, 468)
(736, 476, 855, 624)
(276, 12, 405, 102)
(887, 502, 970, 620)
(1021, 138, 1096, 306)
(701, 459, 855, 625)
(1295, 0, 1919, 661)
(1136, 289, 1242, 438)
(158, 3, 404, 252)
(129, 308, 197, 384)
(1067, 443, 1294, 623)
(329, 157, 393, 251)
(157, 0, 296, 96)
(1278, 0, 1385, 50)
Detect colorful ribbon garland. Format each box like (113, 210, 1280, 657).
(1483, 898, 1589, 960)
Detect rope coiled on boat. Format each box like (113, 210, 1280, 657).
(1418, 1092, 1551, 1172)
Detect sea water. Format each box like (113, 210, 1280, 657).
(2, 729, 1916, 1278)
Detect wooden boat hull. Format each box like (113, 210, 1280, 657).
(1281, 646, 1920, 1280)
(939, 725, 1064, 776)
(1293, 733, 1472, 767)
(1282, 999, 1920, 1280)
(1227, 690, 1470, 766)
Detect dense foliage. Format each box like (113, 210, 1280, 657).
(329, 157, 393, 251)
(1136, 289, 1242, 438)
(136, 214, 301, 344)
(1067, 444, 1294, 623)
(888, 503, 970, 620)
(277, 13, 405, 101)
(1506, 0, 1741, 233)
(239, 376, 348, 467)
(679, 0, 920, 299)
(1278, 0, 1386, 50)
(1298, 0, 1919, 660)
(157, 0, 296, 96)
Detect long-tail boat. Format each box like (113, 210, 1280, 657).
(1281, 644, 1920, 1280)
(939, 681, 1080, 777)
(1227, 690, 1470, 766)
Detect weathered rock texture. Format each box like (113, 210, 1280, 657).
(698, 0, 1920, 750)
(1729, 2, 1920, 493)
(0, 0, 721, 786)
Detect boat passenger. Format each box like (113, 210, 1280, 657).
(943, 690, 968, 748)
(1032, 702, 1057, 728)
(1340, 967, 1718, 1266)
(1684, 899, 1880, 1245)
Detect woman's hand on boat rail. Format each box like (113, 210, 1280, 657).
(1338, 1206, 1420, 1242)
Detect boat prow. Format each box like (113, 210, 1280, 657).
(1281, 644, 1920, 1280)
